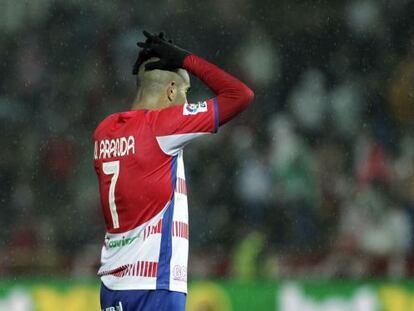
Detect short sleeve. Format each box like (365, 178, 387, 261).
(145, 98, 219, 155)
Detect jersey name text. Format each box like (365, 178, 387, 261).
(94, 136, 135, 160)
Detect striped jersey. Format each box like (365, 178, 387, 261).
(93, 98, 219, 293)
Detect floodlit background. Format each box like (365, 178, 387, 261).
(1, 0, 414, 310)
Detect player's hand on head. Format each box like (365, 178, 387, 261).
(132, 31, 172, 75)
(136, 30, 191, 72)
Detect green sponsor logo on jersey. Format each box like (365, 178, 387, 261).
(107, 235, 139, 249)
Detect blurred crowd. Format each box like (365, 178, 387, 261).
(1, 0, 414, 280)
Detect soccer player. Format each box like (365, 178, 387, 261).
(93, 31, 254, 311)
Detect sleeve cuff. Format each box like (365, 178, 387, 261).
(213, 97, 219, 133)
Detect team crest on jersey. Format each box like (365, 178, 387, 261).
(183, 101, 208, 115)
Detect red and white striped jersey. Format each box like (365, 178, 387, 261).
(93, 99, 218, 293)
(93, 53, 254, 293)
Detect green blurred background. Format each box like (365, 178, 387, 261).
(2, 279, 414, 310)
(1, 0, 414, 310)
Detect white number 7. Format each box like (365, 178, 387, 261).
(103, 161, 120, 229)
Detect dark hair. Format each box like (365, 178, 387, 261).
(132, 48, 158, 75)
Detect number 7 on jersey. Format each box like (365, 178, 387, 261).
(102, 161, 120, 229)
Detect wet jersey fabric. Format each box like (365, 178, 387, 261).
(93, 99, 218, 293)
(100, 283, 186, 311)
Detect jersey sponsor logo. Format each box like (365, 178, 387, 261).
(94, 136, 135, 160)
(106, 235, 140, 249)
(172, 265, 187, 282)
(183, 101, 208, 115)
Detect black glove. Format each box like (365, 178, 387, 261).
(136, 30, 191, 71)
(132, 31, 167, 75)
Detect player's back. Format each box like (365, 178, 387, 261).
(93, 110, 174, 234)
(97, 30, 254, 311)
(93, 99, 217, 292)
(94, 106, 193, 299)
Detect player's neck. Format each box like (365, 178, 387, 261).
(131, 91, 169, 110)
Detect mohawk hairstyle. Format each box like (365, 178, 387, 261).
(132, 48, 157, 75)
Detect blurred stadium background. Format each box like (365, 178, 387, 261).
(1, 0, 414, 310)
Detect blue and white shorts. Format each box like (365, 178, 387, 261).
(100, 283, 186, 311)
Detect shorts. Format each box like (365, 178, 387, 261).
(100, 283, 186, 311)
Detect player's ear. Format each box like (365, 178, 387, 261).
(166, 81, 177, 103)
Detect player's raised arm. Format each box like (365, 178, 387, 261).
(182, 55, 254, 125)
(138, 31, 254, 126)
